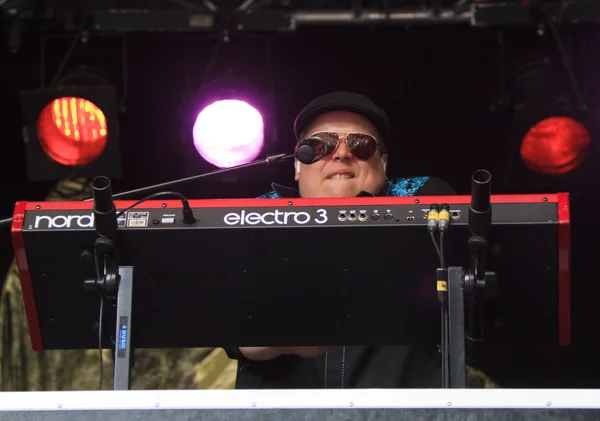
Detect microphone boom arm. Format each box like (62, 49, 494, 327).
(0, 153, 294, 228)
(107, 153, 293, 201)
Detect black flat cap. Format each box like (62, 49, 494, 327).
(293, 91, 390, 153)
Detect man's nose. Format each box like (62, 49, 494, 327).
(332, 138, 352, 160)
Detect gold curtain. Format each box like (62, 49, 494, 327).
(0, 177, 237, 391)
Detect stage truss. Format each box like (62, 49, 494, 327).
(2, 0, 600, 35)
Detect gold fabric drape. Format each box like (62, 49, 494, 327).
(0, 177, 237, 391)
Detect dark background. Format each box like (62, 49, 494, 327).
(1, 13, 600, 387)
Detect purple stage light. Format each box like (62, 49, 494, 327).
(192, 99, 264, 168)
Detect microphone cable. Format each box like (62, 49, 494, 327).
(427, 203, 451, 388)
(92, 189, 197, 389)
(84, 158, 291, 389)
(90, 183, 199, 389)
(112, 191, 197, 224)
(94, 246, 105, 390)
(427, 205, 441, 260)
(0, 153, 294, 229)
(438, 205, 451, 388)
(96, 294, 105, 390)
(0, 154, 295, 390)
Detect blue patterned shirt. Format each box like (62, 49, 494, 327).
(258, 177, 431, 199)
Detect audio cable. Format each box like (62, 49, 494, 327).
(90, 188, 198, 390)
(427, 203, 452, 388)
(438, 204, 451, 388)
(438, 204, 450, 268)
(95, 249, 104, 390)
(427, 205, 441, 260)
(115, 191, 197, 224)
(96, 295, 105, 390)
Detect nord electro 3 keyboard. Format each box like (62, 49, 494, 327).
(11, 194, 570, 351)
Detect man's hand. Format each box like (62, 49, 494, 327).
(239, 346, 329, 361)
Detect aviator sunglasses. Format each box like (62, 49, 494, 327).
(297, 131, 380, 163)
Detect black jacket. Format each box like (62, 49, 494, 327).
(224, 176, 457, 389)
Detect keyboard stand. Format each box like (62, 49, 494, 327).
(448, 266, 466, 388)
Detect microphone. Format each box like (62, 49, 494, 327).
(0, 153, 294, 228)
(92, 176, 118, 238)
(465, 169, 497, 343)
(468, 169, 492, 239)
(295, 137, 330, 165)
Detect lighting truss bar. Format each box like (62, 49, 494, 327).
(472, 0, 600, 27)
(4, 1, 600, 32)
(291, 9, 471, 25)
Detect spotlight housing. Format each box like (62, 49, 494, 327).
(20, 84, 122, 181)
(181, 76, 267, 169)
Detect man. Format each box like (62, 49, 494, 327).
(223, 91, 486, 389)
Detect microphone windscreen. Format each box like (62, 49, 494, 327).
(295, 137, 328, 164)
(92, 176, 115, 213)
(296, 144, 316, 164)
(469, 170, 492, 213)
(91, 176, 118, 238)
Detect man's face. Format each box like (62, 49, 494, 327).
(295, 111, 388, 198)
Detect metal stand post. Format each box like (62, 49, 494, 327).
(114, 266, 134, 391)
(447, 266, 466, 388)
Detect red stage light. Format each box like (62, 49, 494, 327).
(37, 96, 108, 166)
(520, 116, 590, 175)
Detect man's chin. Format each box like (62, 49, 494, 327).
(321, 184, 360, 198)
